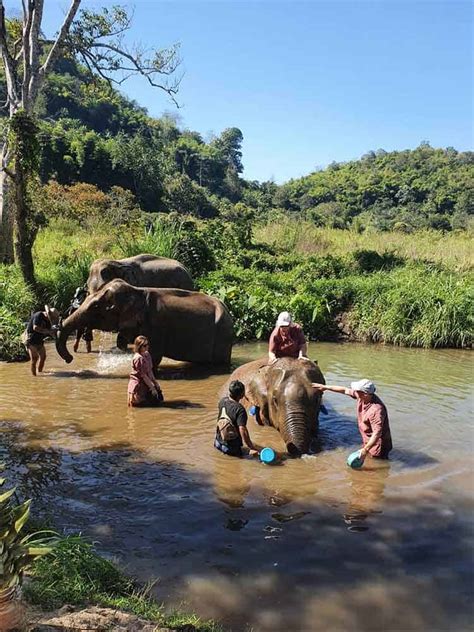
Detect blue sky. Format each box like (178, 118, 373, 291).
(11, 0, 474, 182)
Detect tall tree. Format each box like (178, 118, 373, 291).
(0, 1, 180, 288)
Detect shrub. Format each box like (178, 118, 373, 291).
(351, 249, 404, 273)
(0, 266, 35, 361)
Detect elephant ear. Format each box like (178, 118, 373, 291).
(248, 373, 269, 426)
(271, 367, 288, 392)
(114, 287, 146, 330)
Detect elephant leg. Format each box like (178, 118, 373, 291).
(116, 332, 128, 351)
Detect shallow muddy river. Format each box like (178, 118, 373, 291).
(1, 339, 473, 631)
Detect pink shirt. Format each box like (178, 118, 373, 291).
(348, 390, 393, 458)
(128, 351, 154, 395)
(269, 324, 306, 358)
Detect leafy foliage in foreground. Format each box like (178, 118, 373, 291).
(24, 536, 221, 631)
(0, 469, 56, 592)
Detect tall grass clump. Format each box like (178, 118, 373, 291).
(0, 265, 35, 360)
(25, 535, 221, 631)
(120, 214, 216, 278)
(348, 265, 474, 348)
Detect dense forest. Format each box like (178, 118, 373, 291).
(5, 56, 472, 231)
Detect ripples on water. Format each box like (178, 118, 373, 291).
(0, 338, 472, 631)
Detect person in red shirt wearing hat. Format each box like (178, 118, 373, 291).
(268, 311, 308, 364)
(311, 378, 393, 461)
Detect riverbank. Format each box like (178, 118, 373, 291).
(23, 534, 221, 632)
(0, 215, 472, 361)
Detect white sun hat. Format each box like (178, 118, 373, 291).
(350, 379, 376, 394)
(276, 311, 293, 327)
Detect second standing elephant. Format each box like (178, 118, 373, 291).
(87, 254, 194, 293)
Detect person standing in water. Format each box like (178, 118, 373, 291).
(268, 311, 309, 364)
(24, 305, 60, 376)
(311, 378, 393, 461)
(127, 335, 164, 407)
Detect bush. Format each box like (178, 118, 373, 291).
(0, 266, 35, 361)
(351, 249, 404, 273)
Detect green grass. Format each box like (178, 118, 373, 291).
(0, 215, 472, 361)
(200, 263, 474, 348)
(24, 535, 222, 632)
(254, 217, 474, 272)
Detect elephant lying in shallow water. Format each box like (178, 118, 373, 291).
(56, 280, 233, 367)
(87, 254, 194, 294)
(223, 357, 325, 455)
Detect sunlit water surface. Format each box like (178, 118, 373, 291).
(0, 338, 473, 631)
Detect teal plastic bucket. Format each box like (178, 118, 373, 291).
(347, 450, 364, 469)
(260, 447, 276, 464)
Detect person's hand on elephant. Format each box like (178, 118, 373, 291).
(311, 382, 326, 391)
(298, 355, 310, 361)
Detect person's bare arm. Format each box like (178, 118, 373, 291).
(33, 323, 56, 336)
(239, 425, 256, 451)
(312, 383, 352, 396)
(298, 342, 308, 359)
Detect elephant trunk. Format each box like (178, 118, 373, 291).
(281, 408, 312, 456)
(56, 309, 87, 364)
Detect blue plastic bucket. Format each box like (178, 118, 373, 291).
(347, 450, 364, 469)
(260, 447, 276, 464)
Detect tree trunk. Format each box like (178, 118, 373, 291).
(12, 156, 36, 290)
(0, 169, 14, 263)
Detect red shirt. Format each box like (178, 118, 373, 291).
(269, 324, 306, 359)
(348, 390, 393, 458)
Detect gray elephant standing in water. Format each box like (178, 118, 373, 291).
(57, 280, 233, 368)
(87, 254, 194, 293)
(222, 357, 325, 456)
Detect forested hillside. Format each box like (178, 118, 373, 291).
(275, 146, 474, 232)
(8, 57, 473, 231)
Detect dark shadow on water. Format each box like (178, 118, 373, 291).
(156, 364, 232, 381)
(159, 399, 205, 409)
(51, 370, 127, 380)
(0, 419, 471, 632)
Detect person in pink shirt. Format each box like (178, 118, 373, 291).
(311, 378, 393, 461)
(127, 335, 164, 407)
(268, 311, 309, 364)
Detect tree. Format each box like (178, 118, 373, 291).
(0, 1, 181, 288)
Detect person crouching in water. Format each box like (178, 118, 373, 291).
(215, 380, 259, 457)
(127, 336, 164, 407)
(25, 305, 60, 376)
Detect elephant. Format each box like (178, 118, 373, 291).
(87, 254, 194, 294)
(56, 279, 233, 367)
(223, 356, 325, 456)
